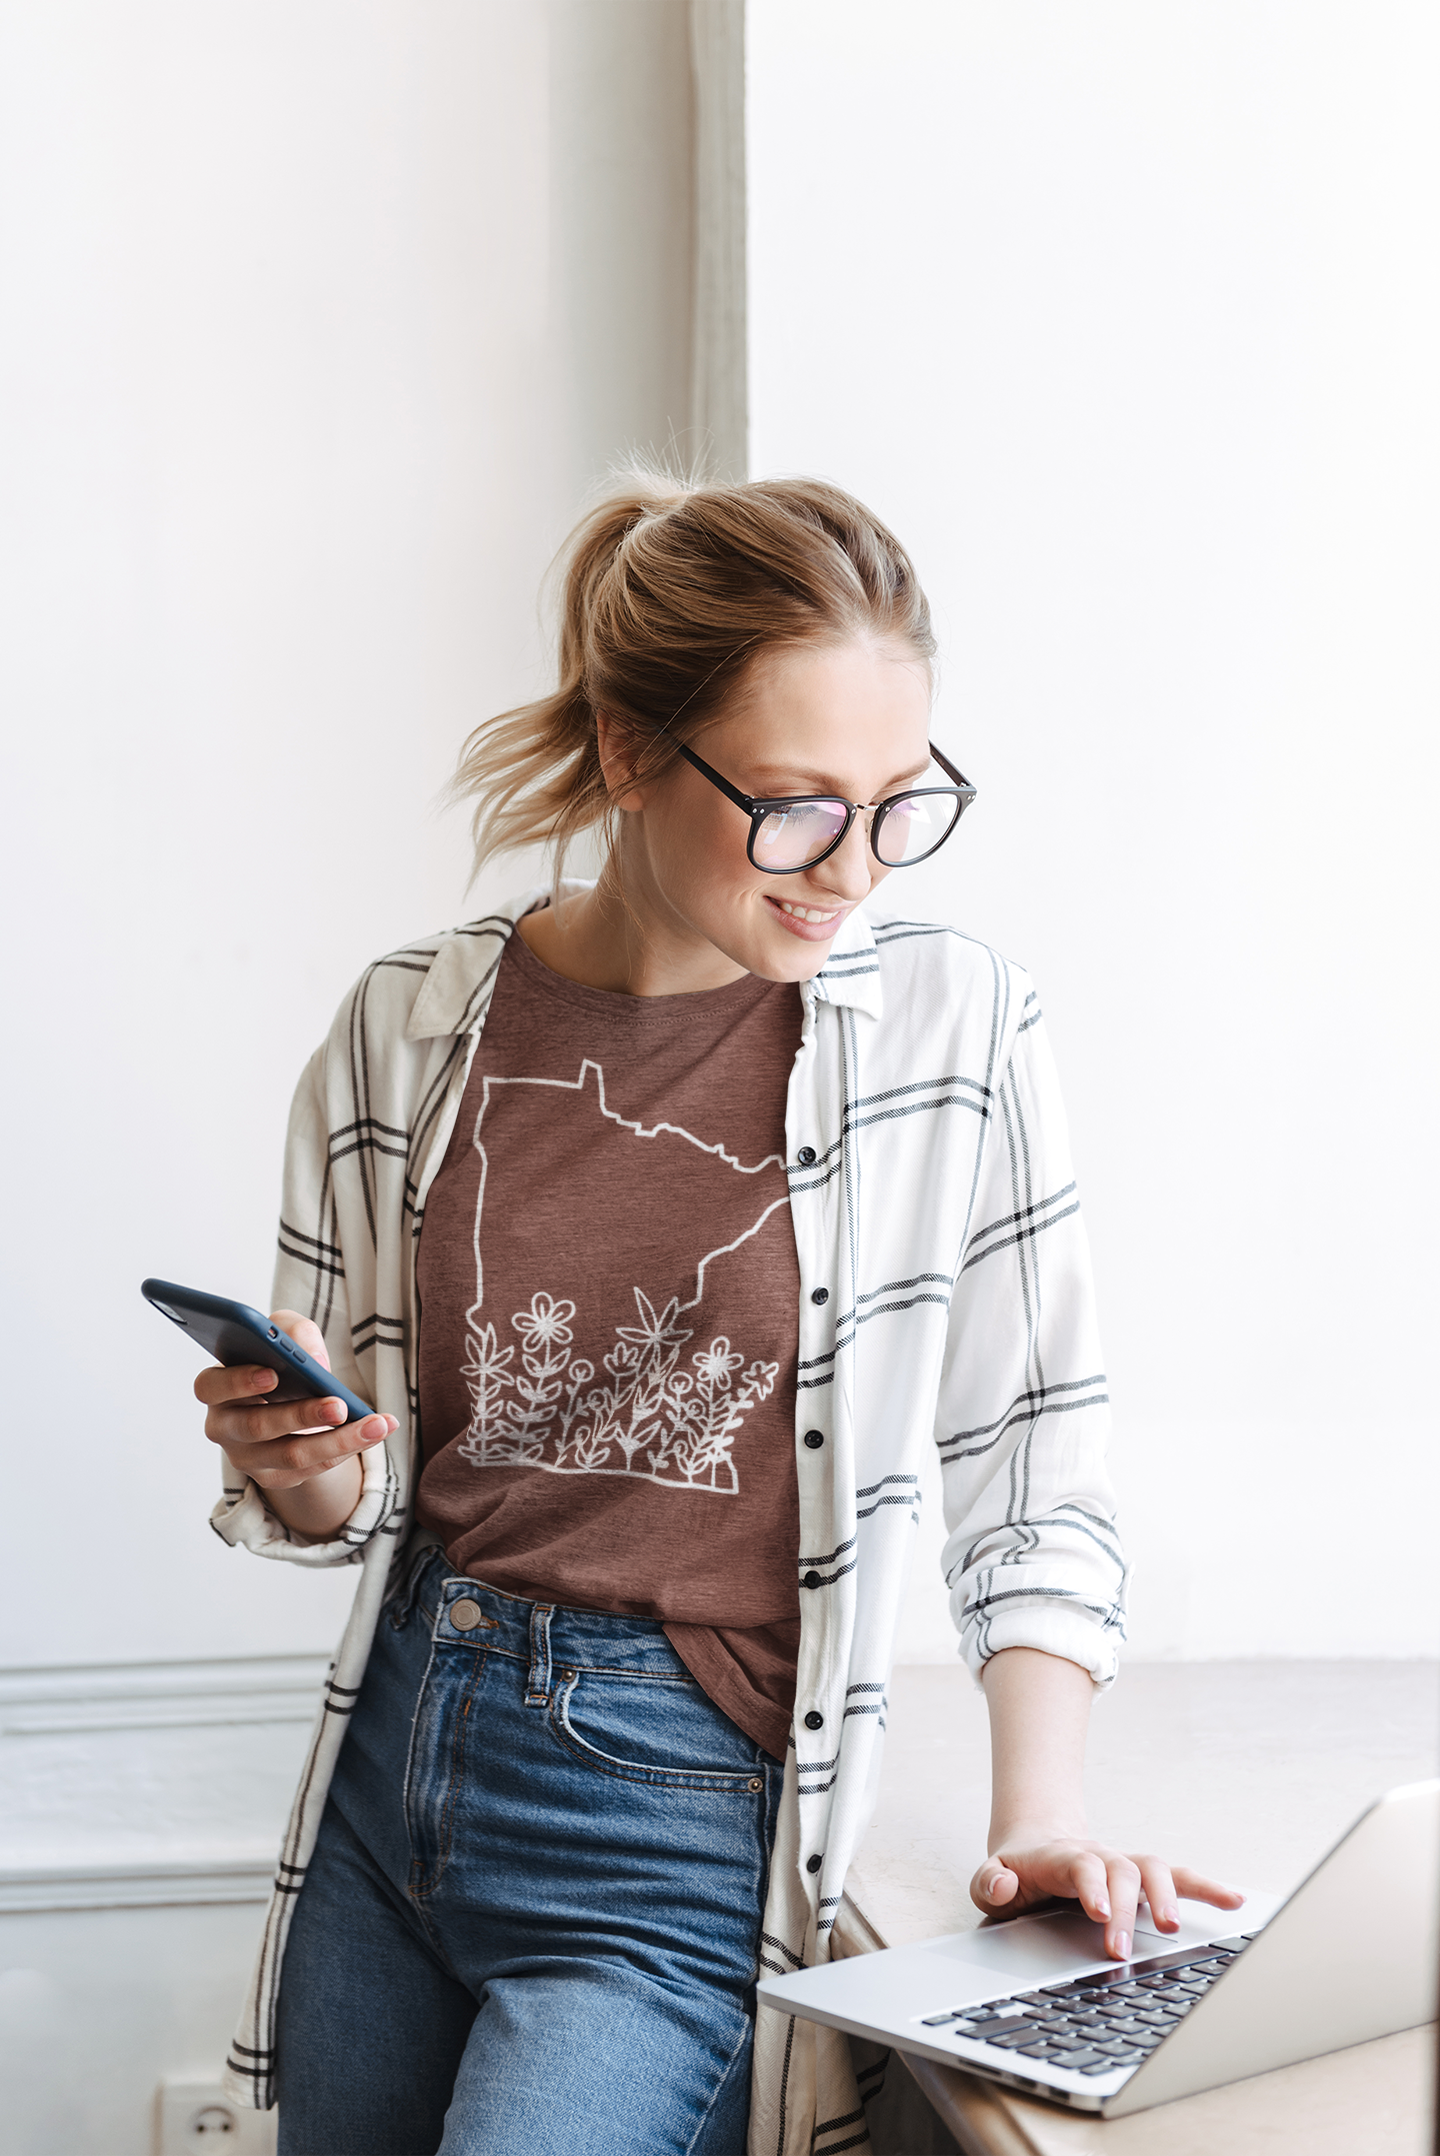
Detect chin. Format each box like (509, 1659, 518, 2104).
(740, 920, 842, 986)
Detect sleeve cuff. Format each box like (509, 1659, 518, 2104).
(955, 1568, 1128, 1691)
(209, 1439, 399, 1569)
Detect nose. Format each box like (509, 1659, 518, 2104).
(808, 811, 875, 903)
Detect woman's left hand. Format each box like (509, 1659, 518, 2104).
(970, 1832, 1245, 1964)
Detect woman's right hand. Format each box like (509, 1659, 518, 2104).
(195, 1308, 396, 1540)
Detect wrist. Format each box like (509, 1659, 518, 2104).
(988, 1816, 1090, 1856)
(254, 1453, 364, 1541)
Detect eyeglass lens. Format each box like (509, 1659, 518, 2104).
(751, 800, 852, 870)
(751, 792, 963, 871)
(873, 791, 963, 866)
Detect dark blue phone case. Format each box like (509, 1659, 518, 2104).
(142, 1278, 376, 1425)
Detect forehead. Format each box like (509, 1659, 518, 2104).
(699, 639, 932, 788)
(742, 637, 932, 711)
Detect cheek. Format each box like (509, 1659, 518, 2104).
(653, 798, 748, 899)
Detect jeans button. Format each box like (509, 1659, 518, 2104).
(450, 1598, 484, 1631)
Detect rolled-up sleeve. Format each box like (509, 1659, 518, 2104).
(935, 990, 1128, 1686)
(208, 1043, 398, 1568)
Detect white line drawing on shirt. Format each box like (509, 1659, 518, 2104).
(455, 1059, 788, 1491)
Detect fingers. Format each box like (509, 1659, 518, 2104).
(1051, 1849, 1141, 1960)
(206, 1389, 350, 1450)
(220, 1411, 395, 1490)
(194, 1361, 278, 1407)
(1136, 1855, 1180, 1933)
(1170, 1865, 1245, 1911)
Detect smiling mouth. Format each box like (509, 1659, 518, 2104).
(778, 899, 842, 923)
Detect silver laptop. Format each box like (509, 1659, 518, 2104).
(758, 1779, 1439, 2117)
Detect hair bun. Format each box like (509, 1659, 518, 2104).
(449, 463, 934, 890)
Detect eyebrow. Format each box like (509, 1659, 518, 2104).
(744, 760, 933, 797)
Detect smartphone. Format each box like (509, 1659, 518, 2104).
(141, 1278, 377, 1425)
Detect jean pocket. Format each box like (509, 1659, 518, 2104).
(550, 1669, 768, 1794)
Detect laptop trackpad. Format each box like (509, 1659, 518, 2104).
(923, 1905, 1226, 1988)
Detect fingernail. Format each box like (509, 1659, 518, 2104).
(254, 1370, 275, 1389)
(1096, 1900, 1110, 1918)
(1161, 1904, 1179, 1926)
(1114, 1932, 1130, 1960)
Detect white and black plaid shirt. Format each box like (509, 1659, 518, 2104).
(213, 887, 1126, 2156)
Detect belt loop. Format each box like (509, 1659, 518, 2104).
(525, 1603, 555, 1707)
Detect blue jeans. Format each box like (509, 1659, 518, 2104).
(275, 1550, 784, 2155)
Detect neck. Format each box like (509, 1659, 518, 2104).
(516, 853, 750, 998)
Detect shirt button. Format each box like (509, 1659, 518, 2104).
(450, 1598, 484, 1631)
(810, 1287, 829, 1306)
(803, 1569, 822, 1590)
(803, 1430, 824, 1450)
(804, 1710, 824, 1730)
(797, 1146, 817, 1166)
(806, 1853, 823, 1874)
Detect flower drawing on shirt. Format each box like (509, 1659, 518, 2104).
(456, 1287, 778, 1494)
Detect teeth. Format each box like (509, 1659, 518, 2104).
(778, 901, 839, 924)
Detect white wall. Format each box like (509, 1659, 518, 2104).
(747, 0, 1440, 1659)
(0, 12, 691, 2142)
(0, 0, 692, 1674)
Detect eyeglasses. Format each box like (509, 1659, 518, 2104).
(668, 737, 977, 874)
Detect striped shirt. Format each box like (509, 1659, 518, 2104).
(212, 887, 1127, 2156)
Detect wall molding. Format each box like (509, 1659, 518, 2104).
(1, 1655, 324, 1913)
(0, 1653, 328, 1736)
(0, 1854, 277, 1914)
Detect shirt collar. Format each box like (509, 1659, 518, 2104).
(406, 885, 884, 1040)
(805, 904, 884, 1020)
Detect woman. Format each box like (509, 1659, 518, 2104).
(200, 474, 1239, 2156)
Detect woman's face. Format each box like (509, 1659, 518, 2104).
(609, 638, 935, 984)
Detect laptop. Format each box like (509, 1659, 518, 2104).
(758, 1779, 1439, 2117)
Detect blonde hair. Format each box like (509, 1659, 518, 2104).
(450, 467, 937, 885)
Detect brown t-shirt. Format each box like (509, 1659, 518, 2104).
(414, 926, 804, 1759)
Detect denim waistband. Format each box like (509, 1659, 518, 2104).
(403, 1548, 691, 1701)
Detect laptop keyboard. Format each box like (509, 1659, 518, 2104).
(917, 1934, 1257, 2078)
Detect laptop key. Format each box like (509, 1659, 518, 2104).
(920, 2012, 959, 2026)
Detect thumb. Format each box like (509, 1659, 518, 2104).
(974, 1859, 1019, 1910)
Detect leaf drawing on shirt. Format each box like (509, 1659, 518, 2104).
(456, 1287, 778, 1494)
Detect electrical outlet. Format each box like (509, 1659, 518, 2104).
(156, 2080, 278, 2154)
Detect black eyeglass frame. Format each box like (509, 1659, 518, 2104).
(667, 737, 978, 874)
